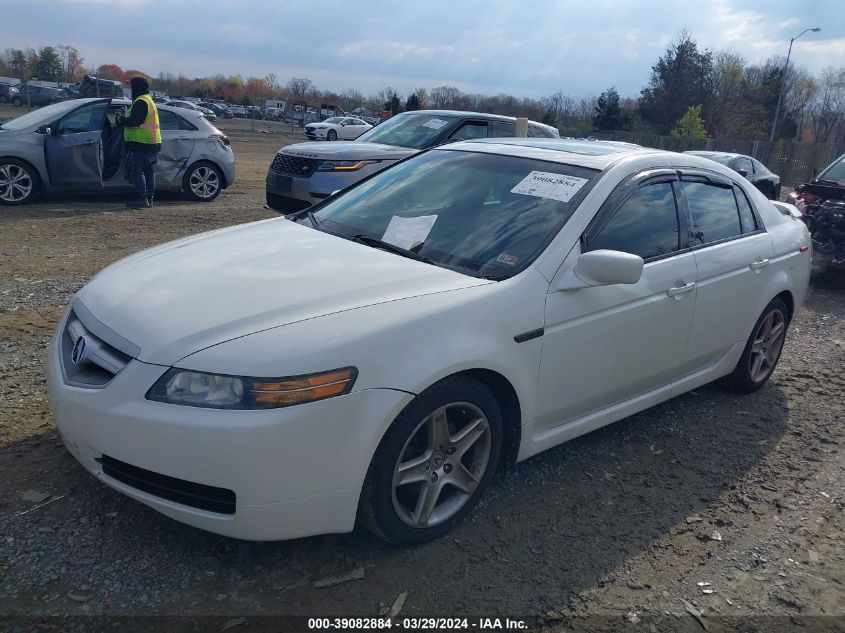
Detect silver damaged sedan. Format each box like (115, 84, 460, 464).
(0, 98, 236, 205)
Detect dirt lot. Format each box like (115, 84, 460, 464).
(0, 104, 843, 630)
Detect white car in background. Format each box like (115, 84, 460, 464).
(305, 116, 372, 141)
(47, 140, 810, 546)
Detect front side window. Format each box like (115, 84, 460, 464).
(586, 181, 680, 259)
(57, 102, 107, 134)
(684, 181, 742, 245)
(301, 149, 598, 279)
(449, 122, 488, 142)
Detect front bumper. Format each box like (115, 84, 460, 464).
(46, 320, 412, 541)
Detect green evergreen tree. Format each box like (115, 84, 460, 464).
(592, 87, 622, 131)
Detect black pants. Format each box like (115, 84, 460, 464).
(127, 149, 158, 202)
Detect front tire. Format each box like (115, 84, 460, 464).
(0, 158, 39, 205)
(183, 162, 223, 202)
(12, 97, 22, 107)
(327, 129, 337, 141)
(721, 297, 789, 393)
(358, 376, 502, 546)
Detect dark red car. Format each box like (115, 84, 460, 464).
(788, 153, 845, 269)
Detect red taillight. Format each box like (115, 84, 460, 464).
(800, 245, 809, 252)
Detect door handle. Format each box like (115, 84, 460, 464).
(750, 258, 770, 271)
(666, 281, 696, 298)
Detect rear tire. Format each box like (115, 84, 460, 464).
(183, 162, 223, 202)
(721, 297, 789, 393)
(358, 375, 502, 546)
(0, 158, 39, 205)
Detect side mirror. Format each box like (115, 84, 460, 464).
(737, 168, 748, 177)
(555, 250, 644, 291)
(37, 125, 52, 135)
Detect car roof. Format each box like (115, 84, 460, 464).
(395, 109, 557, 131)
(685, 150, 746, 160)
(443, 138, 658, 170)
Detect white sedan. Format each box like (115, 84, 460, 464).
(305, 116, 372, 141)
(47, 140, 811, 545)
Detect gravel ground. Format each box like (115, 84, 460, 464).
(0, 108, 843, 631)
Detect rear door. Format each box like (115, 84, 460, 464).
(156, 108, 197, 186)
(45, 100, 108, 189)
(679, 172, 774, 369)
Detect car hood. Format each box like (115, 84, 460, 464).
(77, 218, 488, 366)
(281, 141, 417, 161)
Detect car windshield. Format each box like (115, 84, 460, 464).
(299, 149, 598, 279)
(0, 101, 73, 130)
(818, 156, 845, 184)
(355, 113, 458, 149)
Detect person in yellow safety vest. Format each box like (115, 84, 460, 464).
(120, 76, 161, 209)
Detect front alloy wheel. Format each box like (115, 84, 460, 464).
(358, 376, 502, 545)
(0, 160, 37, 205)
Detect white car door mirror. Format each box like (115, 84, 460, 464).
(555, 249, 644, 291)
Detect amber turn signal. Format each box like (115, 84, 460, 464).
(249, 367, 357, 407)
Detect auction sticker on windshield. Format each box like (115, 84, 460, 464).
(382, 214, 438, 250)
(422, 118, 448, 130)
(511, 171, 588, 203)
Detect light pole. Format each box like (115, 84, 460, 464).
(769, 27, 820, 142)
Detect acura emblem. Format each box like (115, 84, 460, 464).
(71, 336, 87, 365)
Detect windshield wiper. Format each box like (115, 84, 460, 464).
(350, 234, 435, 265)
(306, 209, 321, 228)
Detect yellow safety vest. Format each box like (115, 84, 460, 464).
(124, 94, 161, 145)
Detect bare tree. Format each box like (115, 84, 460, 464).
(810, 66, 845, 143)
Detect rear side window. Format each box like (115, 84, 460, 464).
(684, 181, 742, 245)
(158, 109, 181, 131)
(734, 187, 758, 233)
(491, 121, 516, 137)
(586, 182, 680, 260)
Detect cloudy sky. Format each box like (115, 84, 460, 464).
(2, 0, 842, 98)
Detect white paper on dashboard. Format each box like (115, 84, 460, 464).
(422, 118, 448, 130)
(510, 171, 589, 203)
(381, 215, 438, 250)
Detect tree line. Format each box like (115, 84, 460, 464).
(2, 31, 843, 144)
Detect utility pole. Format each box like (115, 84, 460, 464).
(769, 27, 820, 142)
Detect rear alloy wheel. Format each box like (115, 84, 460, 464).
(0, 159, 38, 205)
(358, 376, 502, 546)
(721, 297, 788, 393)
(327, 129, 337, 141)
(184, 162, 222, 202)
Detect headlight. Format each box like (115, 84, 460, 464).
(316, 160, 380, 172)
(146, 367, 357, 409)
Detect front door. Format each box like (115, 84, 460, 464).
(535, 175, 698, 430)
(45, 100, 108, 189)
